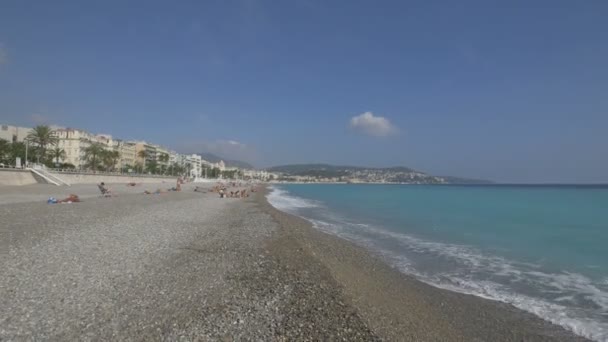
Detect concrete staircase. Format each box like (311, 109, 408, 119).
(28, 167, 70, 186)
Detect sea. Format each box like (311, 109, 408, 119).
(267, 184, 608, 341)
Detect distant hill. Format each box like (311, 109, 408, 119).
(266, 164, 426, 182)
(267, 164, 415, 174)
(198, 152, 254, 169)
(266, 163, 492, 184)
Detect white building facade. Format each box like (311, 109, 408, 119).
(0, 125, 32, 143)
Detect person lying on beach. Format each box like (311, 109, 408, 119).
(143, 189, 164, 195)
(47, 194, 81, 204)
(60, 194, 80, 203)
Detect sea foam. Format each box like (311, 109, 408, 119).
(266, 186, 608, 341)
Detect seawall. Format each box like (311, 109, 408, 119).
(0, 169, 177, 186)
(0, 169, 38, 186)
(49, 172, 177, 185)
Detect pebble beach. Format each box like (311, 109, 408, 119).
(0, 183, 590, 341)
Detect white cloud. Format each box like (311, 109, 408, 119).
(349, 112, 398, 137)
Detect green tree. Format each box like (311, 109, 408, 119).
(210, 167, 220, 178)
(49, 146, 67, 165)
(101, 150, 120, 171)
(137, 150, 147, 171)
(0, 138, 10, 164)
(158, 153, 169, 174)
(82, 143, 105, 171)
(10, 142, 26, 165)
(169, 162, 183, 176)
(221, 170, 238, 179)
(26, 125, 58, 163)
(145, 160, 158, 174)
(59, 162, 76, 169)
(135, 162, 144, 173)
(185, 162, 192, 177)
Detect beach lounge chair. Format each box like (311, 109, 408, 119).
(98, 183, 113, 197)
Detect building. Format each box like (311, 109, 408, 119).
(113, 139, 137, 169)
(94, 134, 113, 149)
(133, 141, 157, 170)
(168, 151, 179, 166)
(0, 124, 32, 143)
(53, 128, 96, 168)
(243, 169, 272, 181)
(153, 145, 170, 172)
(211, 160, 226, 171)
(183, 154, 202, 177)
(2, 123, 217, 176)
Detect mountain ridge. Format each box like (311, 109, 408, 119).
(197, 152, 254, 169)
(266, 163, 416, 173)
(266, 163, 492, 184)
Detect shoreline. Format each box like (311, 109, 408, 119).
(256, 187, 591, 341)
(0, 183, 594, 340)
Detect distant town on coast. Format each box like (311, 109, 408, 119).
(1, 123, 490, 184)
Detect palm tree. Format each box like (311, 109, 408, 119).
(185, 162, 192, 177)
(170, 162, 183, 176)
(137, 150, 147, 171)
(157, 153, 169, 174)
(49, 146, 67, 165)
(82, 143, 105, 171)
(101, 150, 120, 171)
(110, 150, 121, 171)
(26, 125, 58, 163)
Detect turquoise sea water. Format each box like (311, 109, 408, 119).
(267, 184, 608, 341)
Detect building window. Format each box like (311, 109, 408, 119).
(1, 125, 7, 131)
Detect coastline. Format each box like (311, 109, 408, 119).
(256, 186, 590, 341)
(0, 183, 593, 340)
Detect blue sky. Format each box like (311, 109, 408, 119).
(1, 0, 607, 182)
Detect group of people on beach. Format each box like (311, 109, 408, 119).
(49, 178, 259, 204)
(142, 177, 182, 195)
(201, 182, 258, 199)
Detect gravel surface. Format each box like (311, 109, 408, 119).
(0, 182, 178, 205)
(0, 183, 589, 341)
(1, 184, 377, 341)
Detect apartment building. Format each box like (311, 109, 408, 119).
(0, 124, 32, 143)
(53, 128, 96, 167)
(113, 139, 137, 169)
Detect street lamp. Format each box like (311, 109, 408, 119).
(24, 139, 29, 168)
